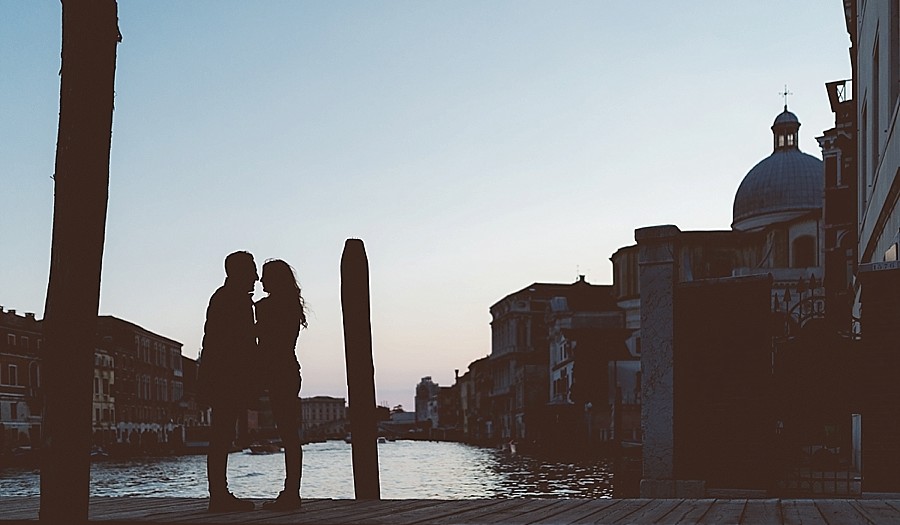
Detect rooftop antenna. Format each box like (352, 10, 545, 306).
(779, 84, 793, 110)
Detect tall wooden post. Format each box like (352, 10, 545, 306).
(40, 1, 119, 522)
(340, 239, 381, 499)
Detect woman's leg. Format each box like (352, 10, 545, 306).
(267, 372, 302, 505)
(272, 396, 301, 490)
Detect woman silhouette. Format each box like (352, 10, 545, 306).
(255, 259, 307, 510)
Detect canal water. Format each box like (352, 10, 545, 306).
(0, 440, 612, 499)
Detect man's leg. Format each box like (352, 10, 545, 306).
(207, 404, 254, 512)
(207, 403, 236, 496)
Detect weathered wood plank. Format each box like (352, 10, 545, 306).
(525, 498, 621, 524)
(782, 499, 825, 525)
(657, 498, 715, 524)
(234, 499, 427, 525)
(469, 499, 572, 524)
(319, 499, 460, 525)
(156, 498, 351, 524)
(698, 499, 747, 525)
(623, 499, 689, 524)
(572, 498, 652, 524)
(515, 499, 594, 524)
(813, 500, 871, 525)
(851, 500, 900, 525)
(739, 499, 781, 525)
(348, 499, 509, 525)
(0, 495, 38, 520)
(89, 497, 208, 521)
(89, 496, 196, 514)
(248, 500, 434, 525)
(420, 499, 539, 525)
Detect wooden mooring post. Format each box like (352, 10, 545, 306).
(40, 1, 120, 523)
(340, 239, 381, 499)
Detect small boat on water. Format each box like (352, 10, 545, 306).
(345, 434, 390, 444)
(247, 441, 282, 455)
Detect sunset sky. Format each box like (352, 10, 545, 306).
(2, 1, 852, 409)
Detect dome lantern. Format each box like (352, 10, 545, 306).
(772, 105, 800, 152)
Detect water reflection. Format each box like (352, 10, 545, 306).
(0, 441, 612, 499)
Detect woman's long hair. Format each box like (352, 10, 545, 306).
(262, 259, 308, 329)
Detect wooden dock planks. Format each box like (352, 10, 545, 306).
(3, 497, 900, 524)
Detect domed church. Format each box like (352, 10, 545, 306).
(731, 105, 824, 273)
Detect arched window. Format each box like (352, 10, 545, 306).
(792, 236, 816, 268)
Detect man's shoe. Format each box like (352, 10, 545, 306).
(208, 492, 256, 512)
(261, 490, 302, 511)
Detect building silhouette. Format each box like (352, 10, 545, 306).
(0, 308, 42, 450)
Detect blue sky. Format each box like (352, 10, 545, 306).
(1, 1, 851, 409)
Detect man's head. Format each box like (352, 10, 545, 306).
(224, 251, 258, 292)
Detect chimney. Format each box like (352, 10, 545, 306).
(25, 313, 35, 320)
(8, 309, 15, 315)
(578, 275, 586, 283)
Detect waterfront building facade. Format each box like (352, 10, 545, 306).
(488, 278, 621, 445)
(91, 347, 116, 445)
(854, 0, 900, 271)
(819, 77, 858, 332)
(414, 376, 440, 429)
(456, 356, 490, 444)
(842, 0, 900, 492)
(0, 308, 42, 449)
(545, 280, 638, 449)
(300, 395, 346, 440)
(96, 315, 186, 448)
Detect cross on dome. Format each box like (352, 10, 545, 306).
(779, 84, 793, 110)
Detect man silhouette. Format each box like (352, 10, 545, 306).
(198, 251, 259, 512)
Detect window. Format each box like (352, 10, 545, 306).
(892, 1, 900, 112)
(172, 349, 182, 372)
(872, 39, 880, 173)
(8, 365, 18, 386)
(861, 104, 869, 214)
(792, 236, 816, 268)
(173, 381, 183, 402)
(7, 334, 15, 347)
(21, 337, 28, 350)
(11, 402, 17, 421)
(29, 362, 39, 388)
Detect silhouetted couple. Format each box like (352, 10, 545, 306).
(198, 251, 308, 512)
